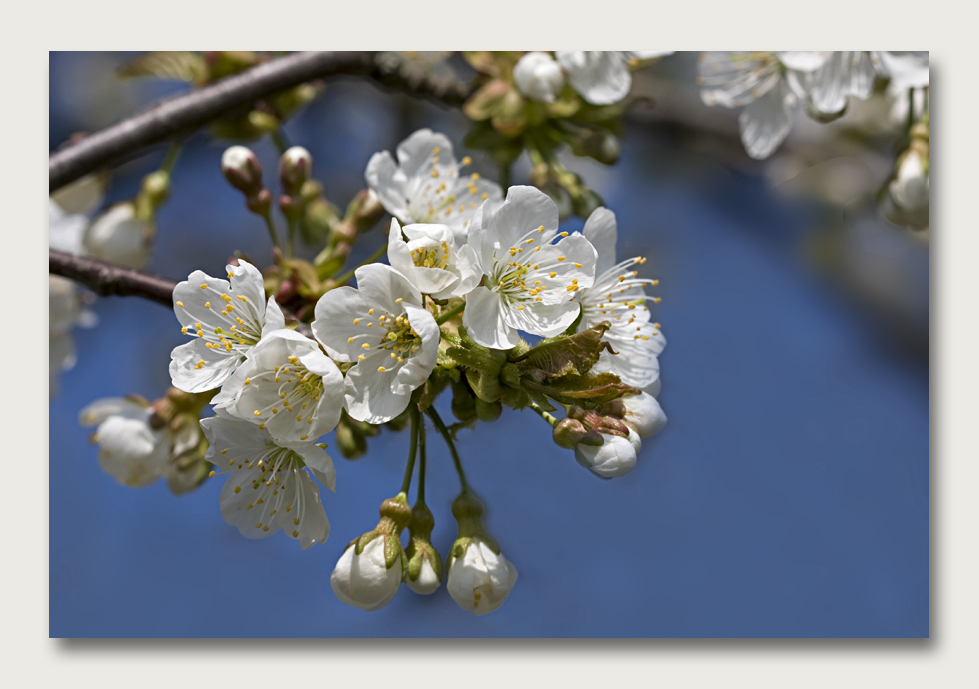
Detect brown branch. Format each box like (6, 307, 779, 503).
(48, 51, 484, 194)
(50, 250, 177, 307)
(49, 52, 377, 193)
(50, 250, 314, 337)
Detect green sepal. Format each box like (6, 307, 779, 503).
(117, 51, 209, 86)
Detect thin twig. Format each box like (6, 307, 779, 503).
(49, 52, 376, 192)
(49, 250, 312, 337)
(50, 250, 177, 307)
(48, 52, 480, 194)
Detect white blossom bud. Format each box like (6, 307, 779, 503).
(406, 556, 442, 596)
(620, 392, 668, 438)
(445, 536, 518, 616)
(279, 146, 313, 197)
(84, 202, 152, 270)
(574, 428, 641, 479)
(330, 536, 403, 612)
(221, 145, 264, 196)
(513, 52, 565, 103)
(79, 397, 171, 488)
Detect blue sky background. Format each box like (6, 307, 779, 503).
(48, 52, 929, 638)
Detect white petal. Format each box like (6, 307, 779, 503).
(396, 129, 456, 178)
(777, 51, 831, 72)
(354, 263, 423, 312)
(291, 442, 337, 492)
(311, 286, 372, 362)
(582, 207, 618, 276)
(739, 80, 793, 160)
(557, 51, 631, 105)
(343, 356, 412, 424)
(393, 304, 439, 394)
(169, 338, 241, 393)
(365, 150, 411, 222)
(462, 285, 521, 349)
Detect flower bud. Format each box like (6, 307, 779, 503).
(574, 428, 641, 479)
(446, 535, 518, 616)
(879, 135, 929, 231)
(245, 188, 272, 216)
(474, 397, 502, 423)
(513, 51, 565, 103)
(335, 418, 367, 459)
(221, 145, 264, 196)
(553, 417, 602, 449)
(346, 189, 385, 233)
(620, 392, 667, 438)
(404, 502, 443, 595)
(279, 146, 312, 198)
(330, 493, 412, 612)
(445, 492, 518, 616)
(84, 202, 152, 270)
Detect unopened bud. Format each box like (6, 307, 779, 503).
(475, 397, 502, 423)
(451, 379, 477, 422)
(221, 146, 264, 196)
(513, 51, 565, 103)
(574, 428, 642, 479)
(246, 110, 280, 134)
(245, 188, 272, 216)
(330, 492, 411, 611)
(346, 189, 385, 233)
(336, 420, 366, 460)
(279, 146, 312, 197)
(553, 417, 602, 449)
(405, 502, 444, 595)
(140, 170, 171, 208)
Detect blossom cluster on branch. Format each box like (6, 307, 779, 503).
(50, 50, 927, 618)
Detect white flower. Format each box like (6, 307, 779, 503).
(50, 173, 106, 216)
(513, 51, 565, 103)
(169, 260, 285, 393)
(406, 557, 442, 595)
(219, 329, 346, 443)
(365, 128, 503, 244)
(330, 536, 404, 611)
(620, 392, 667, 438)
(49, 276, 97, 393)
(574, 428, 642, 479)
(880, 149, 929, 231)
(463, 186, 597, 349)
(79, 397, 171, 488)
(698, 52, 824, 159)
(84, 202, 153, 270)
(49, 199, 89, 255)
(445, 537, 519, 616)
(201, 414, 334, 549)
(386, 218, 480, 299)
(312, 264, 439, 424)
(555, 51, 671, 105)
(803, 51, 877, 117)
(576, 207, 664, 388)
(872, 51, 929, 88)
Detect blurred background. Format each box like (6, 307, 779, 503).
(48, 52, 928, 637)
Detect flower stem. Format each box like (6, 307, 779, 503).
(416, 406, 428, 504)
(286, 216, 297, 260)
(529, 402, 558, 428)
(332, 243, 387, 286)
(499, 164, 511, 190)
(160, 142, 183, 174)
(261, 211, 283, 251)
(270, 128, 291, 155)
(426, 406, 468, 493)
(435, 301, 465, 325)
(400, 406, 419, 495)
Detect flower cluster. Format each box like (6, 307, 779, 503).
(78, 126, 667, 615)
(697, 51, 930, 160)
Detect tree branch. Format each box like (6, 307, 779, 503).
(50, 250, 177, 307)
(50, 250, 314, 337)
(49, 51, 377, 193)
